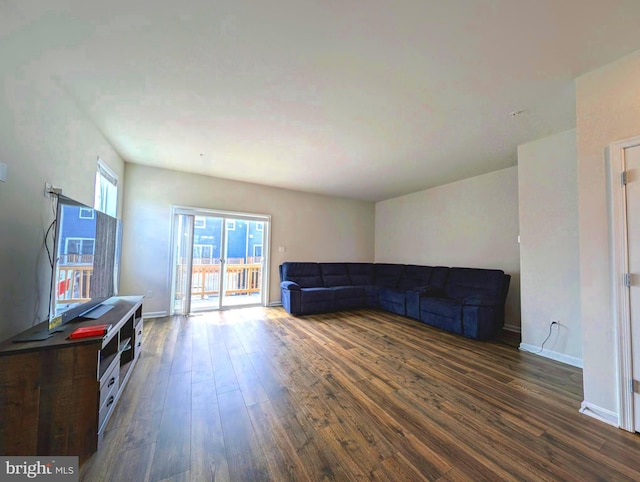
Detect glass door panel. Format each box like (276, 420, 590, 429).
(221, 218, 265, 308)
(190, 216, 223, 312)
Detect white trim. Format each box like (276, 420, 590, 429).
(519, 343, 583, 368)
(268, 301, 283, 307)
(503, 323, 521, 333)
(579, 401, 619, 427)
(608, 135, 640, 432)
(143, 310, 167, 319)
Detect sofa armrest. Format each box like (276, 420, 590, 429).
(463, 295, 501, 306)
(281, 281, 301, 291)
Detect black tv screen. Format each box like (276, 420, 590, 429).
(49, 195, 121, 329)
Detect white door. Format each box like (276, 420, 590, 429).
(625, 144, 640, 432)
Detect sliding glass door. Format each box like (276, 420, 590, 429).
(170, 207, 269, 315)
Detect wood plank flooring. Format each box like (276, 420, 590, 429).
(80, 307, 640, 481)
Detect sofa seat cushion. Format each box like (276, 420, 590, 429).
(300, 287, 334, 314)
(362, 285, 380, 307)
(420, 297, 463, 334)
(332, 286, 363, 299)
(332, 286, 364, 311)
(378, 287, 407, 316)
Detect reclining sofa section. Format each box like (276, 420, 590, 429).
(279, 262, 511, 341)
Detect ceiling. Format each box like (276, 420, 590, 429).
(4, 1, 640, 202)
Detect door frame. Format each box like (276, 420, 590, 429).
(168, 205, 271, 314)
(609, 135, 640, 432)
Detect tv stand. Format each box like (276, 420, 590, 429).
(0, 296, 144, 464)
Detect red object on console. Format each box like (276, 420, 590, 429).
(68, 324, 111, 339)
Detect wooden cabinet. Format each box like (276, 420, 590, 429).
(0, 296, 143, 463)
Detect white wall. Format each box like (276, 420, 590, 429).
(518, 129, 582, 366)
(375, 167, 521, 328)
(120, 164, 375, 314)
(0, 68, 125, 342)
(576, 49, 640, 414)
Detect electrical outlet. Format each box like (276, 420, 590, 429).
(44, 182, 52, 198)
(146, 290, 153, 298)
(551, 320, 559, 330)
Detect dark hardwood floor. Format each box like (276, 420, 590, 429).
(81, 307, 640, 481)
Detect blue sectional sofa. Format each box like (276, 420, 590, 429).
(279, 262, 511, 341)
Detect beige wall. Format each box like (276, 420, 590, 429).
(518, 129, 581, 365)
(577, 49, 640, 413)
(120, 164, 375, 313)
(0, 70, 125, 342)
(375, 167, 521, 328)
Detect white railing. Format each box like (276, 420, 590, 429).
(176, 262, 262, 299)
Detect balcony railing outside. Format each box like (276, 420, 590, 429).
(56, 257, 263, 306)
(56, 265, 93, 304)
(176, 261, 263, 300)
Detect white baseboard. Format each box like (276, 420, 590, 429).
(503, 324, 521, 333)
(268, 301, 283, 307)
(519, 343, 583, 368)
(143, 311, 167, 319)
(579, 401, 618, 427)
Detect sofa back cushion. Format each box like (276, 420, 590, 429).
(429, 266, 450, 290)
(280, 262, 323, 288)
(374, 263, 405, 288)
(397, 265, 434, 289)
(320, 263, 351, 287)
(346, 263, 375, 285)
(445, 268, 505, 301)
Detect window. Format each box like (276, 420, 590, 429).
(226, 220, 236, 231)
(66, 238, 95, 255)
(94, 159, 118, 217)
(64, 238, 95, 264)
(193, 244, 213, 261)
(194, 216, 206, 229)
(79, 208, 95, 219)
(256, 222, 263, 232)
(253, 244, 263, 257)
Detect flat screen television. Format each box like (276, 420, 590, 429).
(48, 195, 121, 331)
